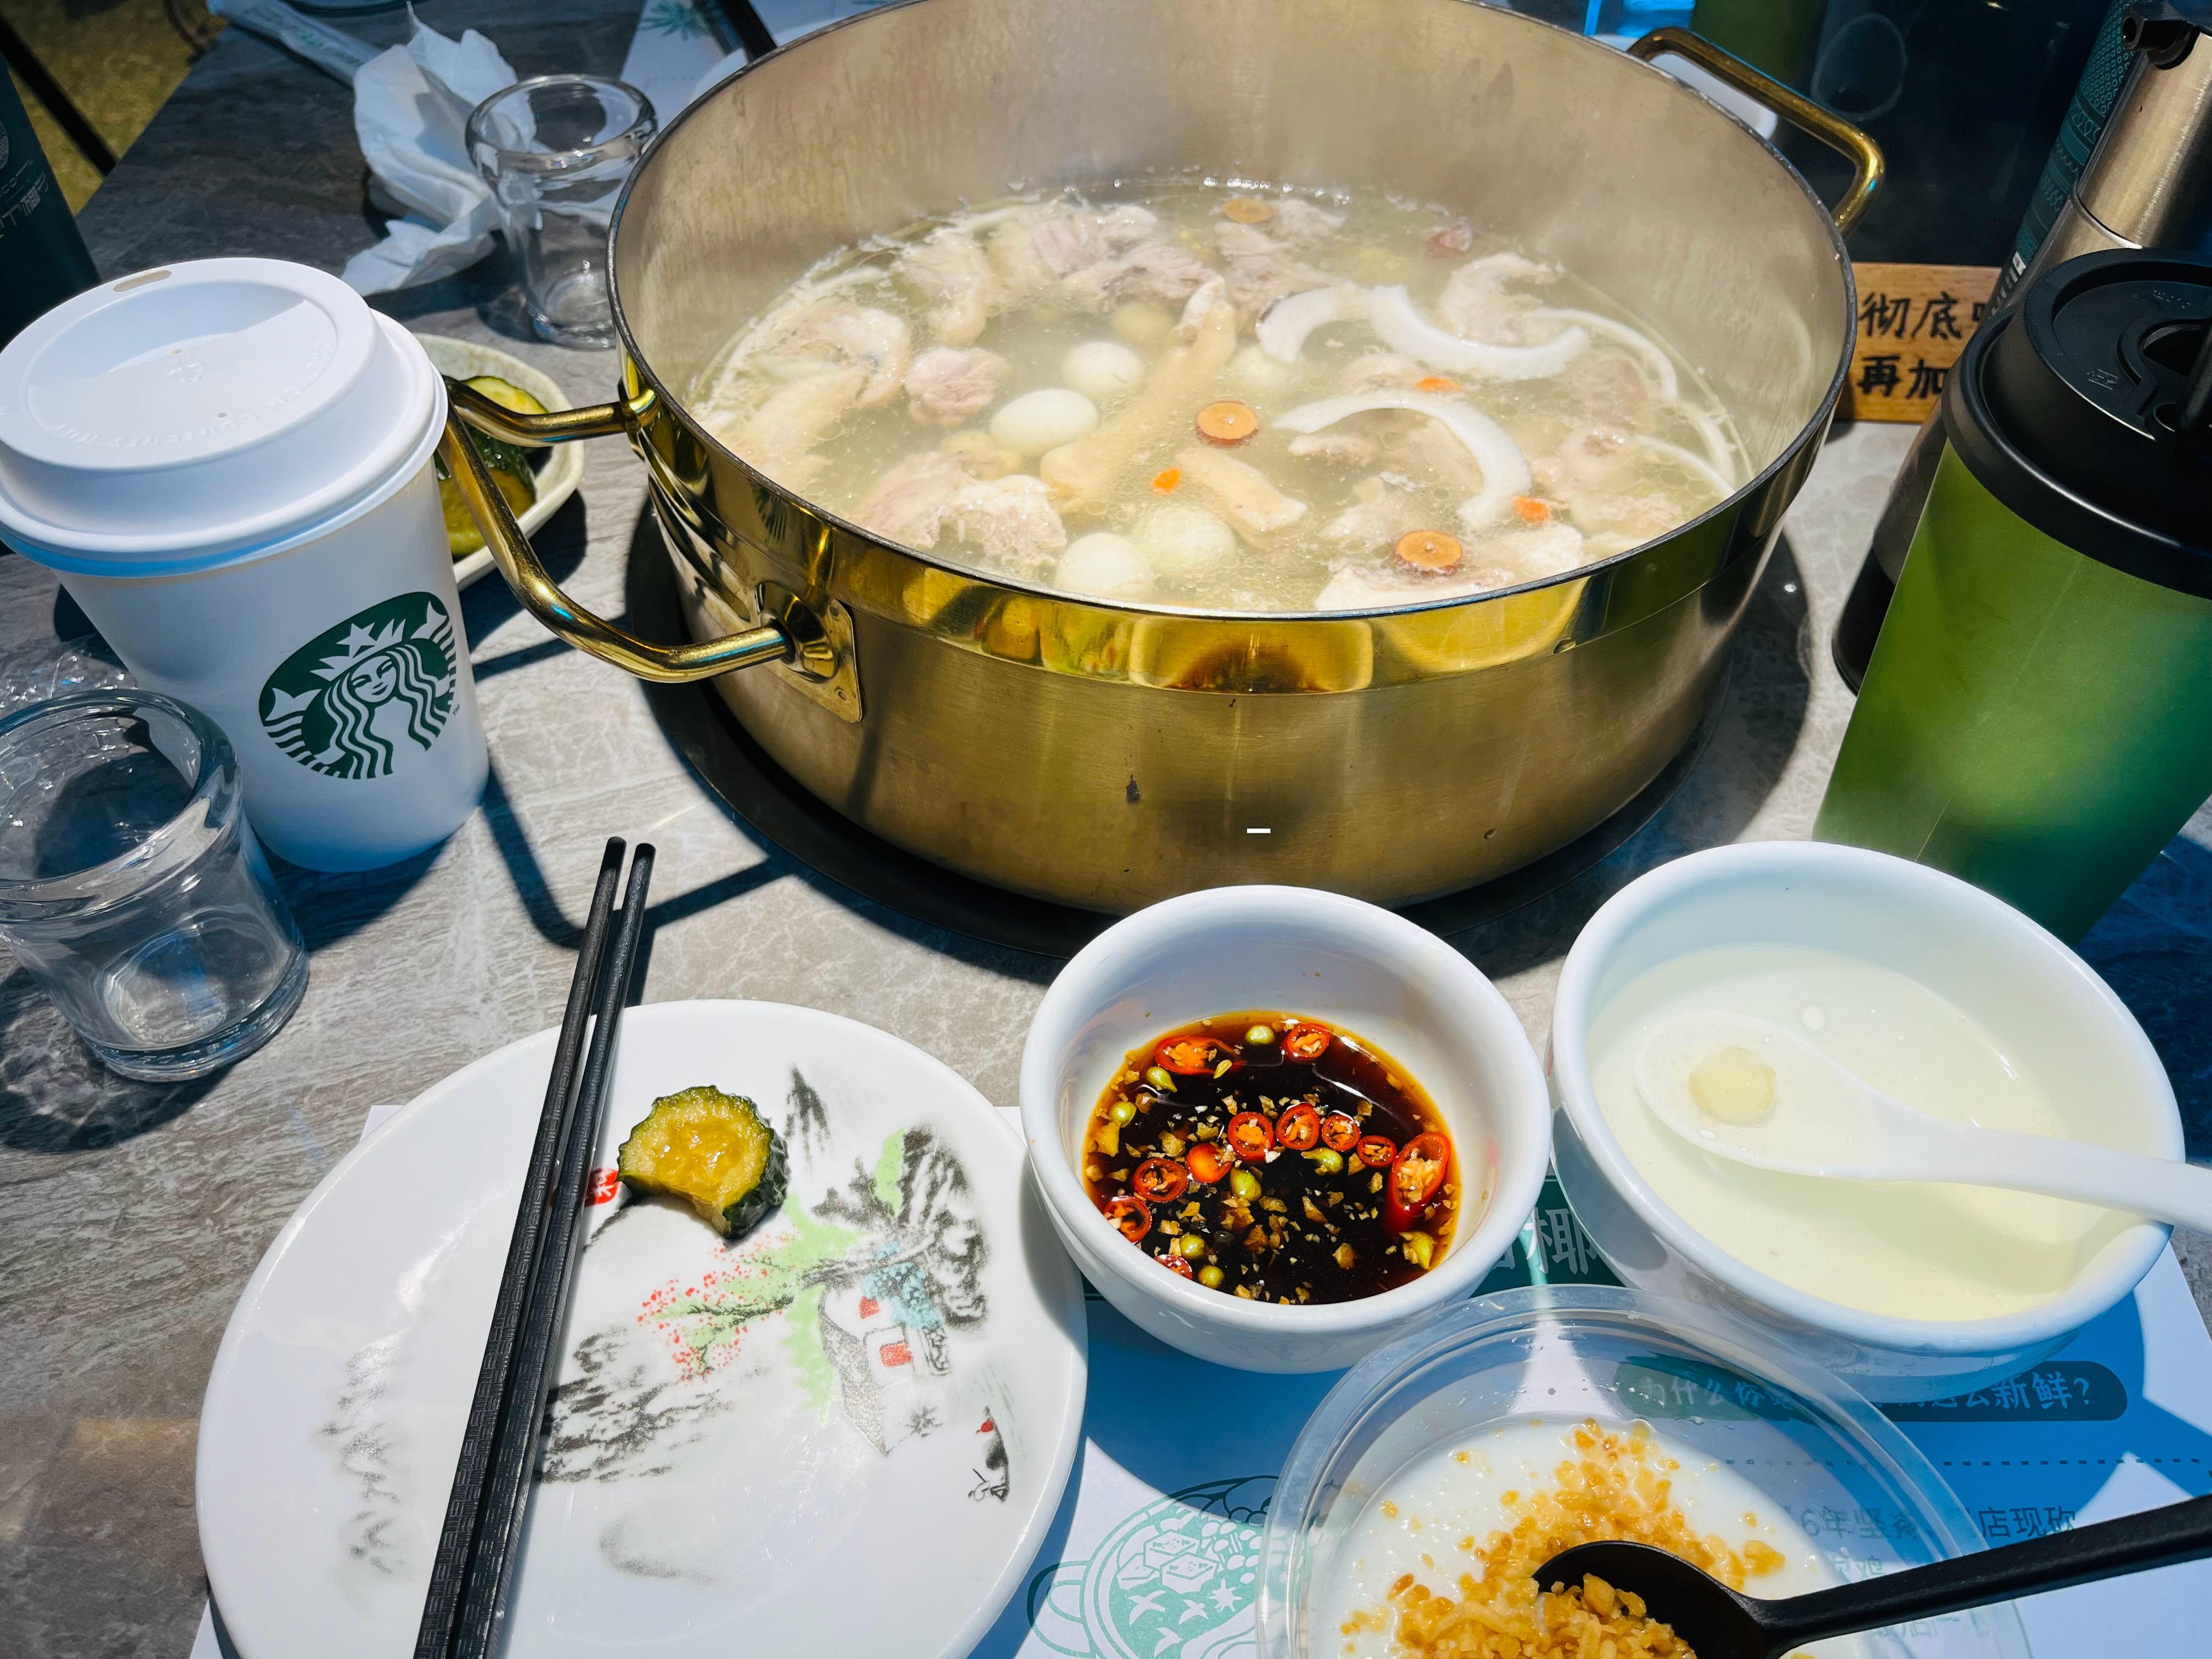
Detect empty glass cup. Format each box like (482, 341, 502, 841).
(467, 75, 656, 348)
(0, 690, 307, 1080)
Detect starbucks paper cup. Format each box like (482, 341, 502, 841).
(0, 258, 487, 871)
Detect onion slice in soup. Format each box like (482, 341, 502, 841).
(1256, 284, 1367, 364)
(1635, 432, 1736, 500)
(1367, 285, 1588, 380)
(1528, 307, 1678, 400)
(1276, 391, 1532, 529)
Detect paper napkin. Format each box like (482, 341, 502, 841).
(341, 21, 518, 294)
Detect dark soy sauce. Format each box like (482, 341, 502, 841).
(1083, 1011, 1461, 1305)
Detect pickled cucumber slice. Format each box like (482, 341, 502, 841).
(616, 1085, 788, 1238)
(464, 375, 547, 417)
(439, 375, 544, 556)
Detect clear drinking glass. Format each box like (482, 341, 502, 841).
(0, 690, 308, 1080)
(467, 75, 657, 348)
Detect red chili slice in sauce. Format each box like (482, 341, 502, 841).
(1106, 1193, 1152, 1242)
(1385, 1132, 1451, 1232)
(1274, 1102, 1322, 1152)
(1226, 1111, 1275, 1162)
(1186, 1142, 1233, 1184)
(1156, 1034, 1239, 1075)
(1161, 1254, 1195, 1278)
(1281, 1023, 1333, 1062)
(1356, 1133, 1398, 1170)
(1320, 1113, 1362, 1153)
(1133, 1157, 1189, 1204)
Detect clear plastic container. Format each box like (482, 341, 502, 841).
(1257, 1287, 2030, 1659)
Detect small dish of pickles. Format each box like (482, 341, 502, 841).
(414, 335, 586, 586)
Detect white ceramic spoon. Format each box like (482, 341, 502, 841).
(1634, 1011, 2212, 1234)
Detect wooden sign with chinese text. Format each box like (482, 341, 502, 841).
(1840, 263, 2000, 423)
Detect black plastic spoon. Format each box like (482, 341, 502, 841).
(1535, 1493, 2212, 1658)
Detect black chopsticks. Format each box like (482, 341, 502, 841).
(414, 837, 657, 1659)
(713, 0, 779, 61)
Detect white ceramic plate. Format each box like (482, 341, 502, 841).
(198, 1000, 1087, 1659)
(415, 334, 589, 590)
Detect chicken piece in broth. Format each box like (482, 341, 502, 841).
(905, 347, 1009, 427)
(854, 448, 974, 548)
(697, 182, 1741, 611)
(1172, 444, 1308, 539)
(1435, 251, 1554, 343)
(1039, 277, 1239, 514)
(896, 228, 998, 347)
(1214, 197, 1342, 315)
(716, 365, 869, 494)
(943, 475, 1066, 577)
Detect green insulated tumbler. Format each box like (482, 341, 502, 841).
(1818, 249, 2212, 942)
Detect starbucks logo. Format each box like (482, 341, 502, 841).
(259, 592, 458, 781)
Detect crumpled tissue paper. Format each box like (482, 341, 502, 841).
(343, 21, 518, 294)
(206, 0, 518, 294)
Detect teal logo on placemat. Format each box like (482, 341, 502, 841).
(1026, 1476, 1271, 1659)
(259, 592, 457, 780)
(635, 0, 714, 37)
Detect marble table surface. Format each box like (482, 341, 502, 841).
(3, 5, 2210, 1655)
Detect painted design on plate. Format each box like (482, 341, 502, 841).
(635, 0, 715, 38)
(309, 1064, 1016, 1595)
(315, 1334, 409, 1578)
(532, 1065, 1012, 1581)
(561, 1104, 988, 1454)
(1027, 1477, 1273, 1659)
(973, 1408, 1011, 1502)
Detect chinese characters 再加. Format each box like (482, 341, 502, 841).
(1841, 264, 2000, 424)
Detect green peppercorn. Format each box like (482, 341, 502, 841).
(1304, 1147, 1344, 1175)
(1144, 1065, 1177, 1092)
(1198, 1265, 1225, 1288)
(1245, 1024, 1275, 1044)
(1229, 1167, 1262, 1200)
(1175, 1233, 1208, 1260)
(1109, 1098, 1137, 1126)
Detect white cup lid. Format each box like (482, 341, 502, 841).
(0, 258, 440, 571)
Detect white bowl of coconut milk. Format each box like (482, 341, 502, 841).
(1549, 841, 2182, 1403)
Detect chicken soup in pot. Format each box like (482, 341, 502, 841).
(693, 182, 1742, 613)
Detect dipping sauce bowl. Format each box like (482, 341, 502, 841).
(1021, 885, 1550, 1372)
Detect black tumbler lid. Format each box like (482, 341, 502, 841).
(1943, 248, 2212, 599)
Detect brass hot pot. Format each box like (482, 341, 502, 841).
(444, 1, 1879, 914)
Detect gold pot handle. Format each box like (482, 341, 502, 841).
(1629, 26, 1884, 234)
(441, 376, 792, 684)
